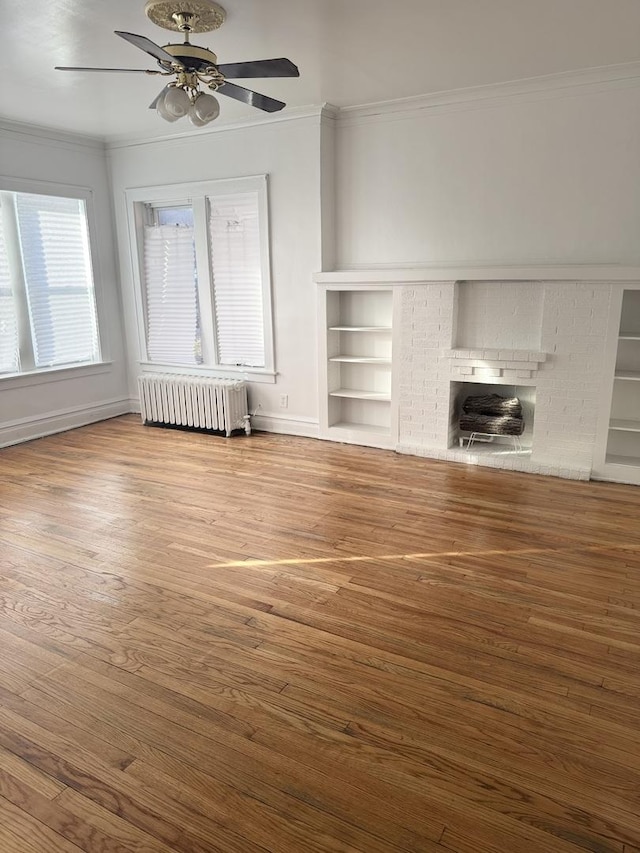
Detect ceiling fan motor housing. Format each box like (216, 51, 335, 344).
(162, 43, 218, 71)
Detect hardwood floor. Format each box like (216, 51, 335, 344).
(1, 415, 639, 852)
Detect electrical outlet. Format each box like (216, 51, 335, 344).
(279, 394, 288, 408)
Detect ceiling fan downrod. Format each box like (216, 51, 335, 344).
(172, 12, 196, 43)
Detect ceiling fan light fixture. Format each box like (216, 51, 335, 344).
(189, 92, 220, 125)
(156, 92, 181, 121)
(158, 84, 191, 119)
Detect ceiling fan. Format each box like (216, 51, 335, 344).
(55, 0, 300, 127)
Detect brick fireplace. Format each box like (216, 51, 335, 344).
(397, 279, 612, 479)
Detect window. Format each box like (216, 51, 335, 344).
(0, 189, 101, 376)
(128, 176, 274, 381)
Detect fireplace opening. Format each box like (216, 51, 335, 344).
(449, 382, 535, 456)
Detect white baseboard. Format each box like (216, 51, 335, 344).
(122, 397, 318, 439)
(0, 398, 133, 448)
(251, 412, 319, 438)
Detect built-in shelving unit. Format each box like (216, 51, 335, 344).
(318, 285, 397, 449)
(602, 289, 640, 479)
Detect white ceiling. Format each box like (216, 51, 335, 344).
(3, 0, 640, 139)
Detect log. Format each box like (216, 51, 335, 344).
(459, 413, 525, 436)
(462, 394, 522, 417)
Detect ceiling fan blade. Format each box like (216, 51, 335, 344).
(56, 66, 160, 74)
(115, 31, 181, 67)
(149, 85, 171, 110)
(217, 58, 299, 79)
(217, 82, 285, 113)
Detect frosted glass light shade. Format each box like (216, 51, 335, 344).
(188, 111, 209, 127)
(189, 93, 220, 126)
(157, 86, 191, 121)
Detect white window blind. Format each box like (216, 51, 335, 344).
(0, 201, 19, 373)
(209, 192, 265, 368)
(15, 194, 99, 369)
(143, 223, 201, 365)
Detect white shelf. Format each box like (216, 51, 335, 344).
(605, 454, 640, 467)
(329, 388, 391, 401)
(329, 326, 391, 332)
(330, 421, 390, 435)
(329, 356, 392, 364)
(619, 334, 640, 340)
(609, 419, 640, 433)
(614, 370, 640, 381)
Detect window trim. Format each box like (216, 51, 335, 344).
(0, 175, 107, 382)
(0, 360, 113, 390)
(125, 175, 275, 381)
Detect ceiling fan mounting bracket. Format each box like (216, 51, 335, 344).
(144, 0, 226, 33)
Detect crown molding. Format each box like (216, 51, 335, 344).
(0, 118, 106, 151)
(338, 60, 640, 125)
(319, 103, 340, 123)
(105, 104, 328, 150)
(5, 58, 640, 147)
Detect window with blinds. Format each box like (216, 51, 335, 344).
(0, 189, 100, 377)
(132, 176, 273, 378)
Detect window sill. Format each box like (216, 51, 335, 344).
(0, 361, 114, 390)
(139, 362, 277, 384)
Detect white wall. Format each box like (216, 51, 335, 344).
(335, 83, 640, 268)
(0, 122, 129, 446)
(108, 113, 325, 435)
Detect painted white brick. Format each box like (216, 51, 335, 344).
(474, 367, 501, 378)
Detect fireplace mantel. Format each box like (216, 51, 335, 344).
(315, 265, 640, 283)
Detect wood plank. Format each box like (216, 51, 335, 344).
(0, 795, 85, 853)
(0, 744, 67, 800)
(52, 788, 189, 853)
(0, 770, 146, 853)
